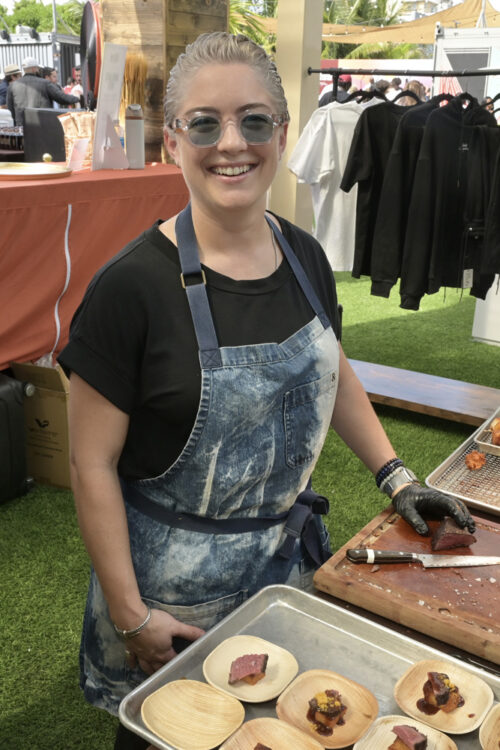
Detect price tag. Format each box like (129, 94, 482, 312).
(462, 268, 473, 289)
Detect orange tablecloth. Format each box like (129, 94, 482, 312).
(1, 164, 189, 370)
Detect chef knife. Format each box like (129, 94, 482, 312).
(346, 548, 500, 568)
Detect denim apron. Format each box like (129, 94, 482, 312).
(79, 205, 339, 713)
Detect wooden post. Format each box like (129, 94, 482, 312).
(269, 0, 323, 231)
(102, 0, 228, 162)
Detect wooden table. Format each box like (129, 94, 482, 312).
(0, 164, 188, 370)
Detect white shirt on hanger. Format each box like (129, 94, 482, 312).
(288, 100, 365, 272)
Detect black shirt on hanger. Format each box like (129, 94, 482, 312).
(399, 96, 499, 310)
(340, 100, 412, 279)
(370, 96, 452, 298)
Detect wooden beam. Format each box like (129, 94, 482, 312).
(349, 359, 500, 426)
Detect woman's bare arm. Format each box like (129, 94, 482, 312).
(330, 347, 397, 475)
(69, 373, 203, 673)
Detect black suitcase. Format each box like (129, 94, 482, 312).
(0, 372, 34, 502)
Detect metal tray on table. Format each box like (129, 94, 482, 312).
(119, 584, 500, 749)
(426, 406, 500, 516)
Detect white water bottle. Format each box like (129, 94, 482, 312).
(125, 104, 145, 169)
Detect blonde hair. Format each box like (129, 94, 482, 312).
(164, 32, 289, 127)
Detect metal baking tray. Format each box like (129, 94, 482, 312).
(119, 585, 500, 749)
(476, 407, 500, 457)
(426, 406, 500, 516)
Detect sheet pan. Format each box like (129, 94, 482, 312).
(119, 585, 500, 749)
(426, 406, 500, 516)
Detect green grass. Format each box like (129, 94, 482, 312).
(1, 274, 498, 748)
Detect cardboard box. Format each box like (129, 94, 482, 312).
(11, 362, 71, 490)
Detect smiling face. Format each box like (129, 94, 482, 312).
(165, 63, 288, 218)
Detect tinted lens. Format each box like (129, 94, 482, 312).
(187, 115, 221, 146)
(240, 113, 274, 143)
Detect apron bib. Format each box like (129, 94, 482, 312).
(80, 205, 339, 713)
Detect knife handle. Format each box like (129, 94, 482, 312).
(347, 548, 415, 564)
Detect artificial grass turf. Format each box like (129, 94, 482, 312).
(1, 273, 498, 748)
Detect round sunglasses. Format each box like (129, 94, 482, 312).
(172, 112, 288, 147)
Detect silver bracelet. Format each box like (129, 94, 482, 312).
(113, 605, 151, 640)
(379, 465, 418, 498)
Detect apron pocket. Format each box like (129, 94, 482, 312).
(142, 588, 249, 633)
(284, 371, 336, 468)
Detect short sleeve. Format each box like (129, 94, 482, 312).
(288, 109, 336, 184)
(58, 256, 147, 413)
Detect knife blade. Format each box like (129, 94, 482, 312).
(346, 548, 500, 568)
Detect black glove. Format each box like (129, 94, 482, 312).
(392, 484, 476, 536)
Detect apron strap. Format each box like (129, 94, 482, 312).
(264, 216, 331, 331)
(175, 203, 331, 369)
(175, 204, 222, 368)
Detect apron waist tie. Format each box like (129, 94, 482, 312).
(121, 480, 330, 568)
(278, 487, 330, 567)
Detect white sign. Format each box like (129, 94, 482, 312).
(92, 42, 129, 170)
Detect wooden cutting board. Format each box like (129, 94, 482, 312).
(313, 508, 500, 665)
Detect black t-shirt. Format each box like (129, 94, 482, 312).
(58, 217, 340, 480)
(340, 101, 409, 278)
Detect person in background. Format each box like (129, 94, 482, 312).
(43, 67, 64, 109)
(0, 63, 22, 108)
(64, 76, 74, 94)
(71, 66, 83, 108)
(374, 79, 390, 97)
(397, 79, 426, 107)
(386, 77, 402, 100)
(319, 74, 352, 107)
(42, 67, 59, 86)
(59, 32, 475, 750)
(7, 56, 80, 125)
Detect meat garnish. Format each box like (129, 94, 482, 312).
(307, 689, 347, 736)
(417, 671, 464, 714)
(465, 450, 486, 470)
(389, 724, 427, 750)
(431, 517, 477, 551)
(228, 653, 268, 685)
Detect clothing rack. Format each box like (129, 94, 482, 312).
(307, 66, 500, 97)
(304, 65, 500, 425)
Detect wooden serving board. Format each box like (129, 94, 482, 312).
(313, 508, 500, 665)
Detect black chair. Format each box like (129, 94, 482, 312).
(22, 108, 72, 162)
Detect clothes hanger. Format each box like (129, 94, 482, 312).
(455, 92, 476, 108)
(343, 89, 372, 103)
(431, 92, 454, 104)
(392, 89, 422, 104)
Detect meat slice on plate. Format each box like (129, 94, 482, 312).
(228, 653, 268, 685)
(389, 724, 427, 750)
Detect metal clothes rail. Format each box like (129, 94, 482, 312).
(307, 66, 500, 97)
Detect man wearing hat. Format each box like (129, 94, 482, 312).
(7, 56, 80, 125)
(319, 74, 353, 107)
(0, 63, 22, 108)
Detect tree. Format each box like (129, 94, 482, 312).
(10, 0, 53, 31)
(321, 0, 429, 60)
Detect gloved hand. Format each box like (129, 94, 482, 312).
(392, 483, 476, 536)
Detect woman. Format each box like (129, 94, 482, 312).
(58, 32, 474, 750)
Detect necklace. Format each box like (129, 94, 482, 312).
(270, 224, 279, 271)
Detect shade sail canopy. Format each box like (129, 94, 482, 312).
(262, 0, 500, 45)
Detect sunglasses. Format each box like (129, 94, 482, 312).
(172, 112, 287, 147)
